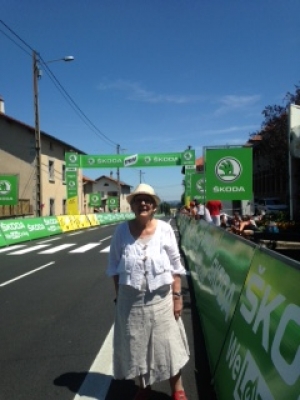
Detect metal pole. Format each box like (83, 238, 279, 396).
(117, 144, 121, 212)
(288, 104, 293, 220)
(33, 50, 42, 217)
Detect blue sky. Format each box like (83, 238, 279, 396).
(1, 1, 300, 201)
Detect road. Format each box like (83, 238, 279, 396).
(0, 218, 216, 400)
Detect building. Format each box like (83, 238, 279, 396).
(0, 102, 85, 217)
(94, 173, 132, 212)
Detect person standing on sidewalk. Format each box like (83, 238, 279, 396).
(107, 183, 190, 400)
(206, 199, 222, 226)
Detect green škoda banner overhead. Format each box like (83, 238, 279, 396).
(65, 150, 195, 168)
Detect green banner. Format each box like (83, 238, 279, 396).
(89, 193, 101, 207)
(42, 217, 62, 235)
(196, 230, 256, 373)
(214, 247, 300, 399)
(0, 174, 18, 205)
(0, 219, 30, 244)
(0, 228, 7, 247)
(205, 147, 253, 200)
(65, 150, 195, 168)
(23, 218, 50, 240)
(66, 168, 78, 199)
(190, 172, 206, 202)
(107, 197, 119, 209)
(184, 165, 196, 200)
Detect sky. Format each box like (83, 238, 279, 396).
(1, 0, 300, 202)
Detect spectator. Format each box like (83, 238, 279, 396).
(189, 201, 197, 219)
(239, 215, 259, 237)
(230, 212, 242, 234)
(206, 200, 222, 226)
(194, 199, 204, 220)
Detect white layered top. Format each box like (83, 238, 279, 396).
(107, 220, 186, 292)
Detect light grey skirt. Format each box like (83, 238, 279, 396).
(113, 283, 190, 387)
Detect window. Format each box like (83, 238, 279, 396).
(62, 199, 66, 215)
(49, 160, 55, 181)
(62, 164, 66, 184)
(49, 198, 55, 216)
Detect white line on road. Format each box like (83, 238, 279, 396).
(69, 243, 101, 253)
(38, 237, 61, 243)
(0, 261, 55, 287)
(73, 324, 114, 400)
(38, 243, 76, 254)
(0, 245, 26, 253)
(100, 236, 112, 242)
(8, 244, 50, 255)
(68, 231, 84, 236)
(100, 246, 110, 253)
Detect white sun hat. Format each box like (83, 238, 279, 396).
(126, 183, 161, 205)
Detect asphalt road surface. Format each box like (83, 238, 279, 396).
(0, 218, 216, 400)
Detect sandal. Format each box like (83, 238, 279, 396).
(172, 390, 188, 400)
(133, 386, 152, 400)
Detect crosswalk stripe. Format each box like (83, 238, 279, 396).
(100, 246, 110, 253)
(38, 244, 76, 254)
(0, 245, 26, 253)
(8, 244, 50, 255)
(69, 243, 101, 253)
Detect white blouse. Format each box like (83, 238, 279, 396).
(106, 220, 186, 292)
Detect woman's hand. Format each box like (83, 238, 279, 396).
(173, 296, 183, 320)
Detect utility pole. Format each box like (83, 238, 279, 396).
(139, 170, 145, 183)
(33, 50, 42, 217)
(116, 144, 121, 212)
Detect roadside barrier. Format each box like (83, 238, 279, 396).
(177, 215, 300, 400)
(0, 212, 134, 247)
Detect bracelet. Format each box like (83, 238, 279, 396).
(172, 291, 182, 297)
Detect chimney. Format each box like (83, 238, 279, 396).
(110, 171, 113, 178)
(0, 96, 5, 114)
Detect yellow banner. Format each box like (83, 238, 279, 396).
(57, 215, 76, 232)
(67, 197, 79, 215)
(87, 214, 100, 226)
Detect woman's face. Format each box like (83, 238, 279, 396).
(131, 195, 156, 216)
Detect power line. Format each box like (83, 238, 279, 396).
(0, 20, 120, 150)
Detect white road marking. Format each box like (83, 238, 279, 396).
(0, 245, 26, 253)
(68, 231, 84, 236)
(8, 244, 50, 255)
(100, 236, 112, 242)
(100, 246, 110, 253)
(73, 325, 114, 400)
(38, 243, 76, 254)
(69, 243, 101, 253)
(0, 262, 55, 287)
(38, 237, 61, 243)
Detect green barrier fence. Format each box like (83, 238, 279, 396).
(0, 227, 7, 247)
(178, 215, 300, 399)
(215, 246, 300, 399)
(0, 213, 134, 247)
(23, 217, 62, 240)
(42, 217, 63, 235)
(0, 219, 31, 245)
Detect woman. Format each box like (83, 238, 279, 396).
(107, 183, 189, 400)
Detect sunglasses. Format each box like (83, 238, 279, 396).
(133, 197, 154, 205)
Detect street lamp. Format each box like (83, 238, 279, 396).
(32, 50, 74, 216)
